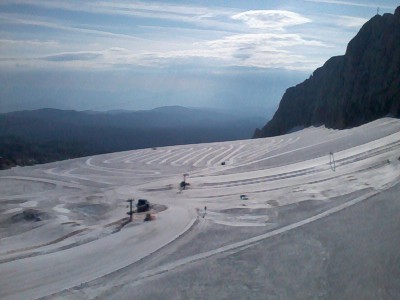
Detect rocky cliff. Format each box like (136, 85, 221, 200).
(255, 6, 400, 138)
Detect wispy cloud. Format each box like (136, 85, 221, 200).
(0, 39, 58, 47)
(204, 33, 325, 69)
(0, 13, 148, 42)
(334, 15, 368, 28)
(304, 0, 395, 9)
(0, 1, 348, 71)
(232, 10, 311, 30)
(96, 33, 325, 70)
(206, 33, 325, 56)
(42, 52, 102, 62)
(6, 29, 326, 70)
(0, 0, 240, 31)
(2, 0, 219, 17)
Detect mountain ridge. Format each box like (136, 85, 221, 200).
(255, 6, 400, 138)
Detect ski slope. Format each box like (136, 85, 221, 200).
(1, 118, 400, 299)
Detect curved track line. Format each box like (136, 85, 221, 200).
(103, 150, 146, 164)
(123, 151, 160, 163)
(245, 137, 301, 161)
(179, 147, 214, 166)
(0, 176, 86, 189)
(85, 158, 160, 175)
(220, 144, 247, 164)
(0, 206, 197, 300)
(133, 186, 389, 283)
(170, 147, 210, 166)
(159, 148, 194, 165)
(144, 150, 174, 165)
(206, 144, 235, 166)
(191, 160, 389, 199)
(192, 147, 225, 167)
(232, 132, 352, 170)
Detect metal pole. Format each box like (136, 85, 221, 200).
(329, 152, 336, 172)
(127, 199, 134, 222)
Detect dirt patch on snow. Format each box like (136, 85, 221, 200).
(11, 209, 50, 223)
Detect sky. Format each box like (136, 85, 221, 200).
(0, 0, 398, 114)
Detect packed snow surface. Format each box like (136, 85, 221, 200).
(1, 118, 400, 299)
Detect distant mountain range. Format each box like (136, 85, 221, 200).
(0, 106, 266, 169)
(255, 6, 400, 138)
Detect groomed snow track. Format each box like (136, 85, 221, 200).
(1, 118, 400, 299)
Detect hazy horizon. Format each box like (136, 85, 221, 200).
(1, 0, 398, 113)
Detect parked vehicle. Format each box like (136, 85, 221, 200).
(137, 199, 150, 212)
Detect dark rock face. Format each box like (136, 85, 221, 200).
(256, 6, 400, 138)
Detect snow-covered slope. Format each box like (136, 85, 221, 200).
(1, 118, 400, 299)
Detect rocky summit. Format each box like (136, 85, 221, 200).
(255, 6, 400, 138)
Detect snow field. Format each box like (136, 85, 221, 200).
(1, 118, 400, 299)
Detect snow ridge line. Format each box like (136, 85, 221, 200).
(230, 132, 352, 169)
(201, 137, 400, 188)
(0, 228, 90, 264)
(133, 185, 394, 284)
(191, 159, 389, 199)
(85, 158, 158, 175)
(33, 211, 199, 300)
(0, 176, 87, 189)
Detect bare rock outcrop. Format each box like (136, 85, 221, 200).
(256, 6, 400, 137)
